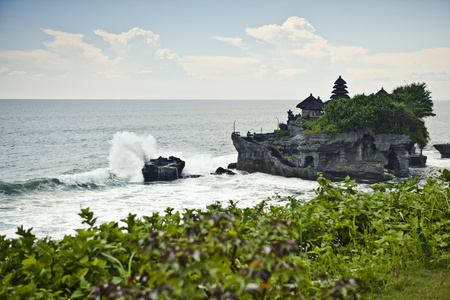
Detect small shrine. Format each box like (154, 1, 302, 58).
(292, 76, 350, 121)
(296, 94, 324, 119)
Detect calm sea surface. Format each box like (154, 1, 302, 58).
(1, 100, 450, 239)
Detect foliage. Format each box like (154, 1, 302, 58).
(279, 123, 288, 131)
(366, 265, 450, 299)
(1, 170, 449, 299)
(276, 129, 290, 138)
(391, 82, 435, 119)
(303, 83, 433, 148)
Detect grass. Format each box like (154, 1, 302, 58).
(367, 264, 450, 300)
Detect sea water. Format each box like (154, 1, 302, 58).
(1, 99, 450, 239)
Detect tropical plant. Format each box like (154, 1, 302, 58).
(1, 170, 449, 299)
(391, 82, 435, 119)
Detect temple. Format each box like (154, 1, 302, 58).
(376, 87, 388, 95)
(330, 75, 350, 100)
(296, 75, 349, 119)
(296, 94, 324, 119)
(231, 75, 429, 182)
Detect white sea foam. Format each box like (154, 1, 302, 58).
(58, 168, 111, 185)
(108, 131, 158, 182)
(183, 153, 237, 175)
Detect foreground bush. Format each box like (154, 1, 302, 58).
(1, 170, 449, 299)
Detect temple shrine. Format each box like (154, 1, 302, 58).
(296, 75, 350, 120)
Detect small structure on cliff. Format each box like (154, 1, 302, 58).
(376, 87, 388, 95)
(296, 76, 350, 120)
(296, 94, 324, 119)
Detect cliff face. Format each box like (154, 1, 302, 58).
(232, 123, 414, 183)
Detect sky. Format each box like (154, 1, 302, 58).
(0, 0, 449, 100)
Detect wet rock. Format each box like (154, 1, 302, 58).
(232, 126, 414, 183)
(433, 144, 450, 158)
(212, 167, 236, 175)
(227, 162, 237, 169)
(142, 156, 185, 182)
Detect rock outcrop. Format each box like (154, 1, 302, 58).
(212, 167, 236, 175)
(232, 121, 414, 183)
(433, 144, 450, 158)
(142, 156, 185, 182)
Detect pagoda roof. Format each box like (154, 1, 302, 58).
(334, 75, 347, 85)
(333, 84, 348, 89)
(297, 93, 324, 110)
(332, 88, 349, 94)
(330, 94, 350, 100)
(376, 87, 388, 95)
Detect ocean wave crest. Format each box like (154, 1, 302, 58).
(0, 178, 62, 196)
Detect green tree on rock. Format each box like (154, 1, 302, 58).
(304, 82, 433, 148)
(392, 82, 435, 118)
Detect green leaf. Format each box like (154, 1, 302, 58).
(22, 255, 37, 268)
(71, 289, 85, 298)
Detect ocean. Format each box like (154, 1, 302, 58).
(1, 99, 450, 239)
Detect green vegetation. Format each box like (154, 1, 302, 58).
(304, 83, 433, 148)
(392, 83, 435, 119)
(1, 170, 449, 299)
(367, 265, 450, 299)
(276, 129, 290, 138)
(283, 154, 293, 162)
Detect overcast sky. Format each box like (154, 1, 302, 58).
(0, 0, 449, 100)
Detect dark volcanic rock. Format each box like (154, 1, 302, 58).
(142, 156, 185, 182)
(227, 163, 237, 169)
(212, 167, 236, 175)
(409, 154, 427, 167)
(232, 124, 414, 183)
(433, 144, 450, 158)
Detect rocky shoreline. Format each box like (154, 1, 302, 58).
(232, 119, 415, 183)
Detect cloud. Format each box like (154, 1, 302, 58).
(275, 68, 307, 77)
(180, 56, 259, 79)
(9, 70, 26, 76)
(0, 67, 10, 74)
(94, 27, 160, 55)
(212, 36, 247, 50)
(246, 16, 327, 50)
(246, 16, 368, 64)
(348, 48, 450, 82)
(155, 48, 180, 60)
(95, 27, 160, 46)
(137, 70, 152, 74)
(42, 29, 111, 66)
(0, 49, 69, 70)
(93, 27, 181, 77)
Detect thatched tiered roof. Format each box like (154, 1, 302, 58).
(296, 93, 324, 110)
(330, 75, 350, 100)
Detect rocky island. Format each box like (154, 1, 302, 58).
(232, 126, 412, 183)
(232, 77, 434, 183)
(433, 144, 450, 158)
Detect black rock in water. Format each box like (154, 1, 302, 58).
(227, 162, 237, 169)
(212, 167, 236, 175)
(142, 156, 185, 182)
(433, 144, 450, 158)
(409, 154, 427, 167)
